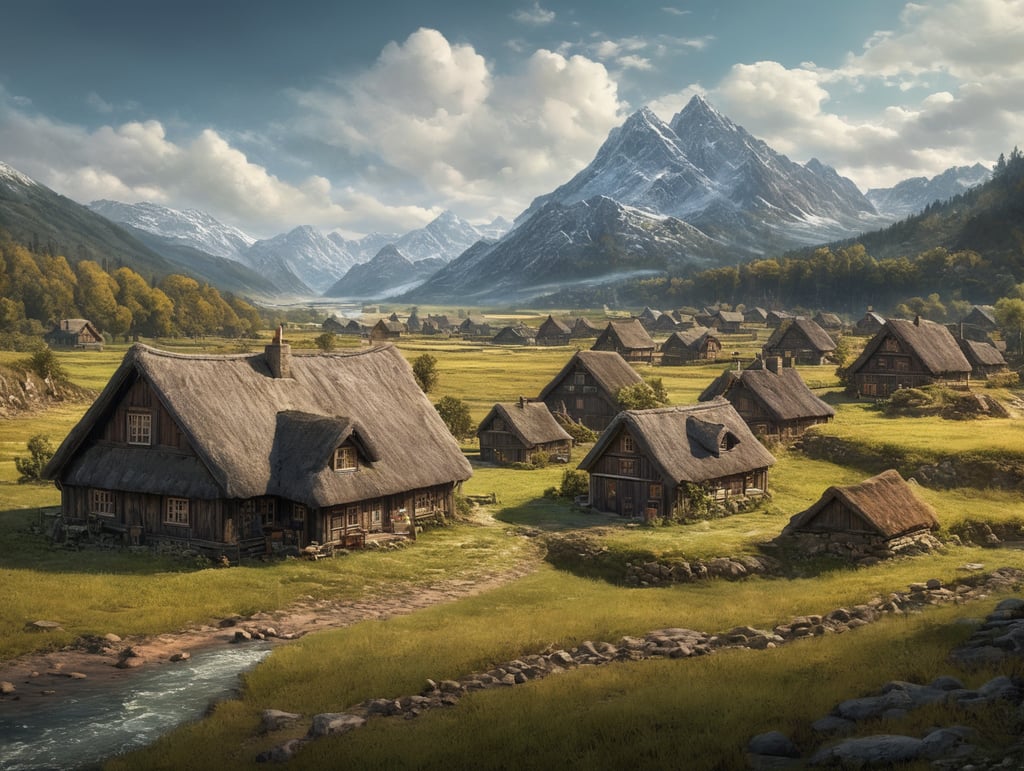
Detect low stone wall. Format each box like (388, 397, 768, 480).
(777, 529, 944, 566)
(255, 567, 1024, 764)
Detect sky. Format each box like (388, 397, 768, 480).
(1, 0, 1022, 240)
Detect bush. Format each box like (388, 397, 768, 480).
(553, 412, 598, 444)
(314, 332, 337, 351)
(986, 371, 1020, 388)
(23, 346, 70, 384)
(557, 469, 589, 499)
(412, 354, 439, 392)
(435, 395, 473, 439)
(15, 434, 55, 483)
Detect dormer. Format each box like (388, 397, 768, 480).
(686, 415, 739, 457)
(332, 443, 359, 472)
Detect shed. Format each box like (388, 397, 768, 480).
(780, 470, 940, 560)
(956, 337, 1008, 379)
(762, 318, 836, 365)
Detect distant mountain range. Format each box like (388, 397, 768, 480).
(1, 97, 993, 304)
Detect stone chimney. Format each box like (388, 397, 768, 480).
(265, 325, 292, 379)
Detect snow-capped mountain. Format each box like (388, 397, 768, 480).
(392, 210, 486, 263)
(516, 96, 880, 250)
(866, 164, 992, 220)
(0, 160, 41, 190)
(246, 225, 360, 294)
(407, 195, 729, 304)
(323, 245, 444, 298)
(88, 199, 255, 260)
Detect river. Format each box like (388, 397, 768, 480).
(0, 642, 272, 771)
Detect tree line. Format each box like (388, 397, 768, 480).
(0, 233, 263, 344)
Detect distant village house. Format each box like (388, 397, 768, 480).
(44, 319, 103, 349)
(477, 399, 572, 465)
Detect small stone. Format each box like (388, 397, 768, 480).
(1, 681, 16, 696)
(308, 713, 366, 738)
(260, 709, 302, 733)
(169, 652, 191, 662)
(69, 672, 87, 680)
(103, 633, 122, 643)
(747, 730, 799, 758)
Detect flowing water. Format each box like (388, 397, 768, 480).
(0, 642, 272, 770)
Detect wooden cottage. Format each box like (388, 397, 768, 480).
(44, 319, 103, 349)
(42, 332, 473, 558)
(699, 356, 834, 440)
(743, 307, 768, 324)
(766, 310, 795, 328)
(956, 338, 1008, 380)
(636, 306, 663, 329)
(536, 315, 572, 346)
(660, 327, 722, 365)
(369, 319, 404, 342)
(846, 316, 972, 397)
(779, 469, 940, 560)
(671, 310, 697, 329)
(578, 398, 775, 520)
(492, 324, 537, 346)
(538, 350, 643, 431)
(592, 319, 657, 363)
(322, 316, 347, 334)
(961, 305, 998, 334)
(762, 318, 836, 365)
(477, 400, 572, 465)
(459, 315, 491, 337)
(710, 310, 744, 333)
(813, 312, 844, 332)
(570, 317, 603, 339)
(653, 313, 682, 333)
(853, 310, 886, 336)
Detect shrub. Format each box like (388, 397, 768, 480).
(553, 412, 598, 444)
(557, 469, 589, 499)
(314, 332, 337, 351)
(15, 434, 55, 483)
(435, 395, 473, 439)
(23, 346, 70, 384)
(986, 371, 1020, 388)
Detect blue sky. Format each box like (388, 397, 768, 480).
(1, 0, 1021, 238)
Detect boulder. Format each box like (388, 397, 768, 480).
(809, 734, 923, 766)
(308, 713, 366, 738)
(747, 731, 800, 758)
(260, 709, 302, 733)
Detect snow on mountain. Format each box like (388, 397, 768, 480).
(393, 210, 485, 263)
(866, 164, 992, 220)
(323, 244, 444, 299)
(246, 225, 360, 294)
(0, 160, 40, 190)
(407, 195, 729, 304)
(476, 215, 513, 240)
(88, 199, 256, 260)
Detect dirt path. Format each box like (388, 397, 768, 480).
(0, 523, 543, 712)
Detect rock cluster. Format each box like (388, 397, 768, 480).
(747, 596, 1024, 769)
(256, 568, 1024, 764)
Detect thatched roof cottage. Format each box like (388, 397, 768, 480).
(538, 350, 643, 431)
(762, 317, 836, 365)
(43, 332, 472, 557)
(779, 469, 940, 561)
(578, 398, 775, 521)
(846, 316, 971, 397)
(956, 337, 1008, 379)
(592, 319, 657, 363)
(44, 319, 103, 349)
(536, 315, 572, 346)
(660, 327, 722, 365)
(477, 400, 572, 465)
(699, 356, 834, 439)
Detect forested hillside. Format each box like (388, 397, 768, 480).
(0, 234, 263, 346)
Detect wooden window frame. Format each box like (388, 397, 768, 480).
(621, 434, 634, 453)
(90, 489, 115, 518)
(165, 497, 189, 526)
(127, 411, 152, 446)
(292, 504, 306, 522)
(259, 499, 276, 527)
(619, 458, 636, 476)
(333, 445, 358, 472)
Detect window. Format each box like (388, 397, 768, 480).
(415, 492, 431, 512)
(719, 433, 739, 452)
(875, 357, 888, 370)
(575, 398, 584, 410)
(573, 372, 586, 386)
(165, 497, 189, 526)
(371, 508, 382, 525)
(90, 489, 115, 518)
(127, 412, 152, 445)
(883, 338, 900, 353)
(346, 507, 359, 527)
(649, 483, 662, 499)
(292, 504, 306, 522)
(334, 445, 358, 471)
(258, 499, 276, 527)
(621, 435, 634, 453)
(619, 458, 636, 475)
(895, 358, 909, 372)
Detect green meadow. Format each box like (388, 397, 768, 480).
(3, 326, 1024, 769)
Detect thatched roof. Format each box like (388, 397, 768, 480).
(538, 350, 643, 401)
(571, 317, 603, 337)
(849, 317, 971, 377)
(715, 310, 744, 324)
(537, 315, 572, 336)
(814, 312, 843, 329)
(594, 319, 656, 351)
(578, 398, 775, 484)
(744, 307, 768, 321)
(783, 469, 939, 538)
(699, 359, 835, 422)
(44, 343, 472, 508)
(669, 326, 716, 349)
(492, 324, 537, 343)
(477, 401, 572, 447)
(957, 338, 1006, 368)
(963, 305, 997, 327)
(764, 317, 836, 354)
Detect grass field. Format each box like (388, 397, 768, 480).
(4, 327, 1024, 769)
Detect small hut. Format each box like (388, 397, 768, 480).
(710, 310, 744, 333)
(660, 327, 721, 365)
(762, 318, 836, 365)
(492, 325, 537, 346)
(956, 338, 1008, 380)
(44, 319, 103, 349)
(570, 317, 603, 339)
(477, 400, 572, 465)
(592, 319, 656, 363)
(369, 319, 404, 343)
(853, 310, 886, 336)
(536, 315, 572, 346)
(779, 470, 940, 561)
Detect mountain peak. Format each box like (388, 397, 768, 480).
(0, 161, 40, 189)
